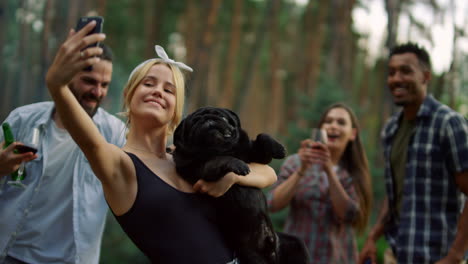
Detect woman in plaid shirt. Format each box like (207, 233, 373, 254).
(268, 103, 373, 264)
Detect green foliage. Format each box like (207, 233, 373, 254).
(270, 206, 289, 231)
(282, 75, 346, 155)
(356, 235, 389, 264)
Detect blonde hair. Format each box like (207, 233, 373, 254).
(121, 59, 186, 135)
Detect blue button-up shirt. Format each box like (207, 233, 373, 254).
(381, 95, 468, 264)
(0, 102, 126, 264)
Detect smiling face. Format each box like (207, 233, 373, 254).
(129, 64, 176, 128)
(123, 59, 185, 135)
(387, 52, 429, 109)
(69, 60, 112, 117)
(320, 107, 356, 153)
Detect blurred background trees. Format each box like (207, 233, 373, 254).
(1, 0, 467, 263)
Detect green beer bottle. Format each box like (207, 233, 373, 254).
(2, 122, 25, 180)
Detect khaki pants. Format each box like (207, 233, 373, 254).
(383, 248, 397, 264)
(384, 248, 467, 264)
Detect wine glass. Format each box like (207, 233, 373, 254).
(7, 128, 40, 188)
(310, 128, 328, 176)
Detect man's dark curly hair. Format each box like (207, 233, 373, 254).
(83, 43, 113, 72)
(390, 42, 431, 71)
(98, 43, 113, 62)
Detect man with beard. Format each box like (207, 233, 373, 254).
(359, 43, 468, 264)
(0, 39, 125, 263)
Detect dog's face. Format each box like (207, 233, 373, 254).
(174, 107, 244, 155)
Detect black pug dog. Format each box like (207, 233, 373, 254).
(172, 106, 309, 264)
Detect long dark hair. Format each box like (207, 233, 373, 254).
(317, 103, 372, 233)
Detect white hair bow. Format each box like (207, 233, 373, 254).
(154, 45, 193, 72)
(128, 45, 193, 81)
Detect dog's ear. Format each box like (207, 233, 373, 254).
(173, 118, 186, 148)
(224, 108, 241, 128)
(193, 107, 206, 115)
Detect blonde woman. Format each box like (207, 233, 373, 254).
(46, 21, 276, 263)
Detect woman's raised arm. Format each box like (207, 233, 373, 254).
(46, 22, 128, 187)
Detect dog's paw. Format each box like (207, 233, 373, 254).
(202, 156, 250, 181)
(258, 134, 286, 159)
(271, 141, 287, 159)
(229, 158, 250, 176)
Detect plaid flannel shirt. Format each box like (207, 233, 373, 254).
(382, 95, 468, 264)
(267, 154, 359, 264)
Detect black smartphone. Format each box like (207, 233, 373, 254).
(75, 16, 104, 48)
(15, 144, 38, 154)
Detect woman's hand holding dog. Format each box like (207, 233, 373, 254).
(193, 163, 277, 198)
(193, 173, 237, 197)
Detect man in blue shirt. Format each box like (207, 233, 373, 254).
(359, 43, 468, 264)
(0, 41, 126, 263)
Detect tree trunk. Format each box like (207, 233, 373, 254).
(267, 0, 283, 135)
(206, 41, 222, 106)
(39, 0, 55, 101)
(374, 0, 405, 161)
(97, 0, 107, 16)
(241, 67, 265, 136)
(382, 0, 403, 117)
(83, 0, 94, 16)
(182, 0, 201, 70)
(0, 0, 19, 118)
(144, 0, 157, 58)
(0, 0, 10, 118)
(326, 0, 355, 91)
(446, 0, 458, 108)
(177, 0, 200, 112)
(0, 0, 6, 64)
(66, 0, 80, 30)
(234, 0, 273, 113)
(385, 0, 401, 51)
(18, 1, 31, 106)
(302, 1, 328, 97)
(187, 0, 221, 112)
(144, 0, 167, 58)
(219, 0, 243, 109)
(372, 58, 389, 166)
(283, 2, 306, 129)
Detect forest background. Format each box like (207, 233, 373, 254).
(1, 0, 467, 263)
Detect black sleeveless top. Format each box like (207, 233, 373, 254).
(113, 152, 233, 263)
